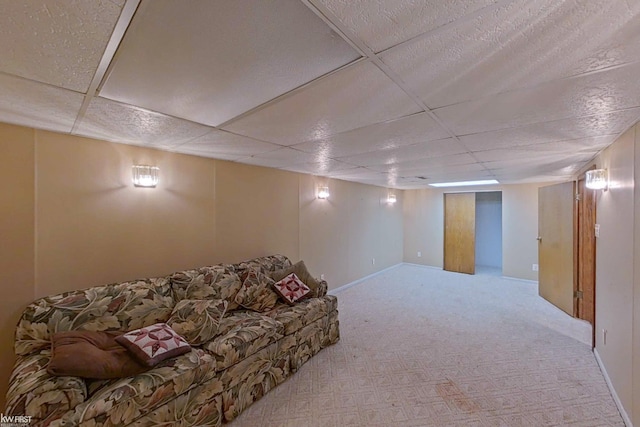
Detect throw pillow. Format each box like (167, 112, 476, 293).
(270, 260, 322, 297)
(167, 299, 228, 346)
(272, 273, 311, 305)
(234, 268, 279, 312)
(115, 323, 191, 367)
(47, 330, 149, 379)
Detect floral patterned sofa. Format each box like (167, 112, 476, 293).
(5, 255, 340, 426)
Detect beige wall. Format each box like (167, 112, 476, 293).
(0, 124, 35, 411)
(403, 184, 542, 281)
(0, 123, 404, 408)
(590, 124, 637, 424)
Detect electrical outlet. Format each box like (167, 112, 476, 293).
(417, 251, 422, 257)
(320, 274, 325, 280)
(372, 258, 375, 265)
(532, 264, 539, 271)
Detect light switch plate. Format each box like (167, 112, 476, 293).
(595, 223, 600, 238)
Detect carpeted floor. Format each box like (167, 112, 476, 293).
(230, 264, 624, 426)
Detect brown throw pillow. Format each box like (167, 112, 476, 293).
(270, 260, 321, 297)
(115, 323, 191, 367)
(234, 268, 279, 312)
(167, 299, 228, 345)
(47, 330, 149, 379)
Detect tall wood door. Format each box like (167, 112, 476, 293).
(576, 176, 596, 331)
(538, 182, 574, 315)
(444, 192, 476, 274)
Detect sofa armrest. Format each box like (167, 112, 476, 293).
(315, 279, 328, 297)
(5, 351, 87, 424)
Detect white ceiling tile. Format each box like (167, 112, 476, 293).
(174, 131, 281, 161)
(434, 61, 640, 135)
(315, 0, 498, 53)
(223, 61, 422, 144)
(100, 0, 360, 127)
(460, 108, 640, 151)
(0, 73, 84, 133)
(75, 97, 212, 148)
(0, 0, 122, 92)
(382, 0, 640, 108)
(338, 138, 466, 167)
(368, 153, 479, 173)
(238, 148, 319, 169)
(292, 112, 450, 158)
(286, 159, 359, 176)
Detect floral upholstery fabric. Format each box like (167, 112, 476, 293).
(234, 269, 280, 312)
(168, 299, 229, 345)
(231, 254, 292, 276)
(204, 311, 284, 371)
(170, 266, 242, 310)
(266, 295, 337, 335)
(6, 254, 338, 427)
(15, 277, 174, 357)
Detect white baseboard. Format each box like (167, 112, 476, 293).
(401, 262, 442, 270)
(328, 263, 402, 295)
(593, 348, 633, 427)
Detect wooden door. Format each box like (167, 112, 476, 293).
(576, 175, 596, 330)
(444, 192, 476, 274)
(538, 182, 574, 315)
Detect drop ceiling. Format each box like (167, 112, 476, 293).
(1, 0, 640, 189)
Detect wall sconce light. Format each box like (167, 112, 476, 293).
(132, 165, 160, 188)
(585, 169, 607, 190)
(317, 185, 330, 199)
(386, 193, 397, 204)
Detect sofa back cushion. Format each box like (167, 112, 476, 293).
(231, 254, 292, 277)
(170, 265, 242, 309)
(15, 277, 175, 356)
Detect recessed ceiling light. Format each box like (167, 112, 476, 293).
(429, 179, 499, 188)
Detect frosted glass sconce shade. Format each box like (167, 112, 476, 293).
(585, 169, 607, 190)
(132, 165, 160, 187)
(317, 185, 330, 199)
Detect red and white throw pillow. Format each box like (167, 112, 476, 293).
(272, 273, 310, 305)
(116, 323, 191, 367)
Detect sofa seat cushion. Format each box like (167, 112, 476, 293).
(59, 348, 220, 426)
(266, 295, 338, 335)
(203, 311, 284, 371)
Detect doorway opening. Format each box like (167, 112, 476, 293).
(475, 192, 503, 276)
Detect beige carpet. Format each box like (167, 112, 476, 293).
(230, 264, 624, 426)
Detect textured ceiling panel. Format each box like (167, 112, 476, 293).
(315, 0, 498, 53)
(285, 159, 359, 175)
(434, 61, 640, 136)
(459, 108, 640, 152)
(100, 0, 360, 127)
(75, 97, 212, 148)
(174, 131, 280, 161)
(292, 112, 450, 158)
(368, 153, 479, 173)
(237, 147, 328, 170)
(0, 0, 122, 92)
(382, 0, 640, 108)
(1, 0, 639, 188)
(0, 74, 84, 133)
(338, 138, 466, 167)
(223, 60, 422, 145)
